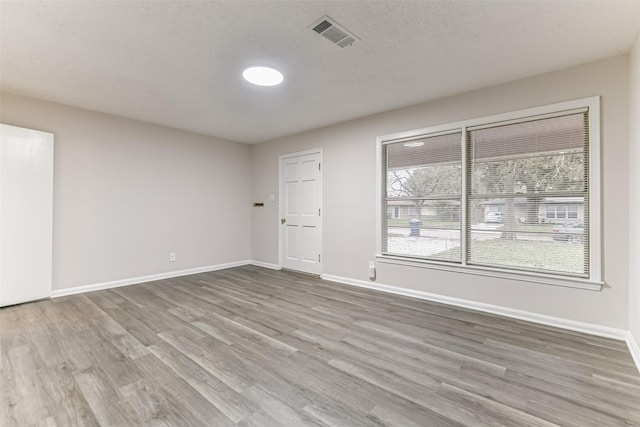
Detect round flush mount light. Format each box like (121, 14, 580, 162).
(242, 66, 284, 86)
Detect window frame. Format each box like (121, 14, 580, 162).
(376, 97, 602, 290)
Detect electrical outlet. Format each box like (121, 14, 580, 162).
(169, 252, 176, 262)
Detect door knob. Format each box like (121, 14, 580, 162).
(281, 218, 286, 224)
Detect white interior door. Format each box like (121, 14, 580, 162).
(0, 124, 53, 307)
(280, 150, 322, 275)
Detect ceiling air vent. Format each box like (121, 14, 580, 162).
(310, 16, 358, 48)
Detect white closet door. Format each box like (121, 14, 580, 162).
(0, 124, 53, 307)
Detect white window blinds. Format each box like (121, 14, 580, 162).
(467, 111, 589, 277)
(383, 132, 462, 262)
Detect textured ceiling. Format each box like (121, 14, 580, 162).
(2, 1, 640, 144)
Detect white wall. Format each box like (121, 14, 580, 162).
(629, 34, 640, 343)
(252, 56, 630, 329)
(0, 93, 252, 291)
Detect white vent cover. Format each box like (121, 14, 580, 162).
(310, 16, 359, 48)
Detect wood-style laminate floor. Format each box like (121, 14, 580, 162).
(1, 266, 639, 426)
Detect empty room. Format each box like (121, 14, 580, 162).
(2, 1, 640, 426)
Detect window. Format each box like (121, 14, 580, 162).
(384, 132, 462, 261)
(378, 98, 601, 287)
(568, 206, 578, 219)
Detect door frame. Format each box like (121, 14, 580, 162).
(278, 148, 323, 274)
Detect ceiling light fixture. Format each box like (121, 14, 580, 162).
(242, 66, 284, 86)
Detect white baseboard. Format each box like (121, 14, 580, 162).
(51, 260, 252, 298)
(250, 260, 281, 270)
(321, 273, 628, 341)
(627, 332, 640, 374)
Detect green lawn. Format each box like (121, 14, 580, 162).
(387, 219, 555, 233)
(387, 218, 459, 228)
(506, 224, 555, 233)
(436, 238, 584, 274)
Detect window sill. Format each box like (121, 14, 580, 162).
(375, 255, 603, 291)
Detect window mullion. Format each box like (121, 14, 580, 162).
(461, 127, 468, 266)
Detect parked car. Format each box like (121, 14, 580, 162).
(552, 222, 584, 244)
(484, 211, 503, 223)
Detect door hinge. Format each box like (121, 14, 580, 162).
(318, 254, 321, 262)
(318, 208, 321, 216)
(318, 163, 321, 171)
